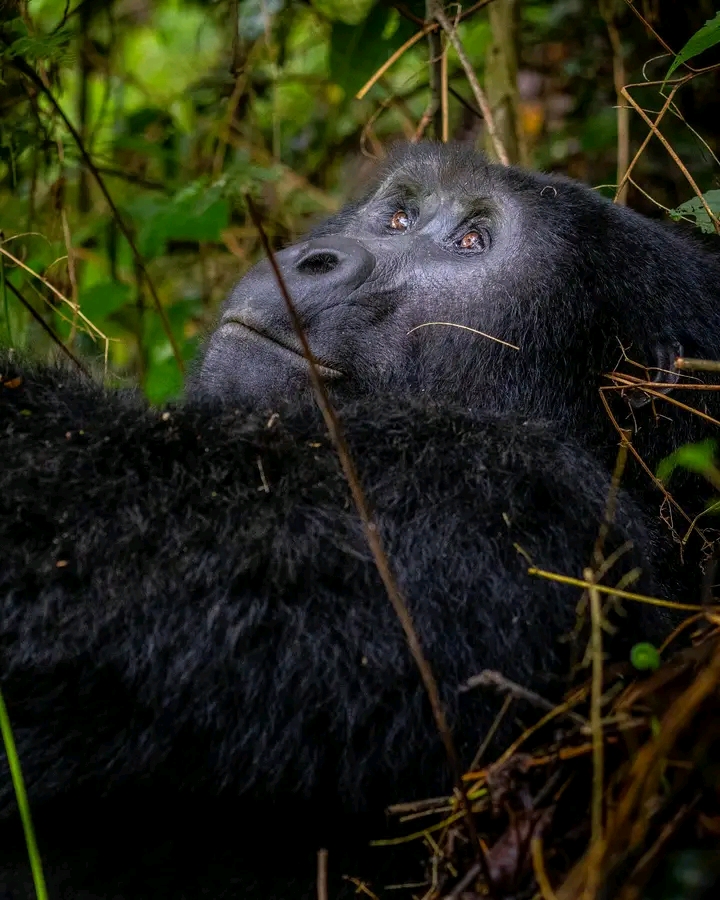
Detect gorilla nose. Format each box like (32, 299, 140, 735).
(293, 237, 375, 289)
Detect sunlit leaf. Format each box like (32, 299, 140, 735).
(2, 18, 73, 64)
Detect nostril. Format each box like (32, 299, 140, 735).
(296, 250, 339, 276)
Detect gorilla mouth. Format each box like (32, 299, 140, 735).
(221, 318, 344, 378)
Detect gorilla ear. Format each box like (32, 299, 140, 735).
(628, 339, 683, 409)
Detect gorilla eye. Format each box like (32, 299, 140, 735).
(390, 210, 410, 231)
(459, 230, 485, 250)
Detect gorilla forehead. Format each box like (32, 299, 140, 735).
(313, 143, 556, 237)
(370, 143, 496, 204)
(366, 142, 543, 204)
(368, 143, 600, 219)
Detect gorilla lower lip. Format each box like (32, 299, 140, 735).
(222, 320, 343, 378)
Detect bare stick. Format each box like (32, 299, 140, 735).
(527, 568, 708, 612)
(614, 78, 685, 203)
(444, 860, 482, 898)
(532, 837, 559, 900)
(244, 195, 488, 882)
(621, 81, 720, 234)
(675, 357, 720, 373)
(356, 24, 435, 100)
(584, 569, 605, 900)
(426, 0, 444, 138)
(602, 4, 630, 205)
(407, 320, 519, 350)
(317, 848, 328, 900)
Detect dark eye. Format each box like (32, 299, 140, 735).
(390, 210, 409, 231)
(459, 230, 485, 250)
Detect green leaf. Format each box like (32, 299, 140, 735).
(144, 356, 184, 405)
(2, 19, 73, 65)
(669, 189, 720, 234)
(667, 12, 720, 78)
(79, 281, 132, 323)
(656, 439, 718, 484)
(142, 297, 200, 404)
(133, 185, 231, 260)
(630, 643, 661, 672)
(329, 4, 415, 97)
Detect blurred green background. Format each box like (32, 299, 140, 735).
(1, 0, 718, 402)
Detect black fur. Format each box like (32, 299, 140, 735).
(1, 142, 719, 897)
(0, 358, 663, 897)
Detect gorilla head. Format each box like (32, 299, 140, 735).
(194, 143, 720, 465)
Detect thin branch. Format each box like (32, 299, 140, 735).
(390, 2, 425, 27)
(448, 83, 482, 117)
(244, 194, 489, 886)
(461, 669, 587, 726)
(0, 687, 48, 900)
(426, 0, 444, 138)
(597, 388, 698, 539)
(532, 837, 559, 900)
(584, 569, 605, 899)
(440, 30, 449, 142)
(316, 849, 328, 900)
(3, 280, 90, 377)
(527, 568, 708, 612)
(675, 358, 720, 373)
(356, 23, 435, 100)
(622, 0, 720, 75)
(407, 321, 519, 350)
(613, 77, 686, 203)
(620, 80, 720, 234)
(460, 0, 500, 18)
(0, 243, 106, 346)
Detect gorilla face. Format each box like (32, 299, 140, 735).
(194, 143, 720, 445)
(196, 145, 537, 406)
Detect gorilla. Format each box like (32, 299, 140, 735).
(0, 143, 719, 899)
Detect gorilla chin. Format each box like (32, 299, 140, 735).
(196, 318, 344, 404)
